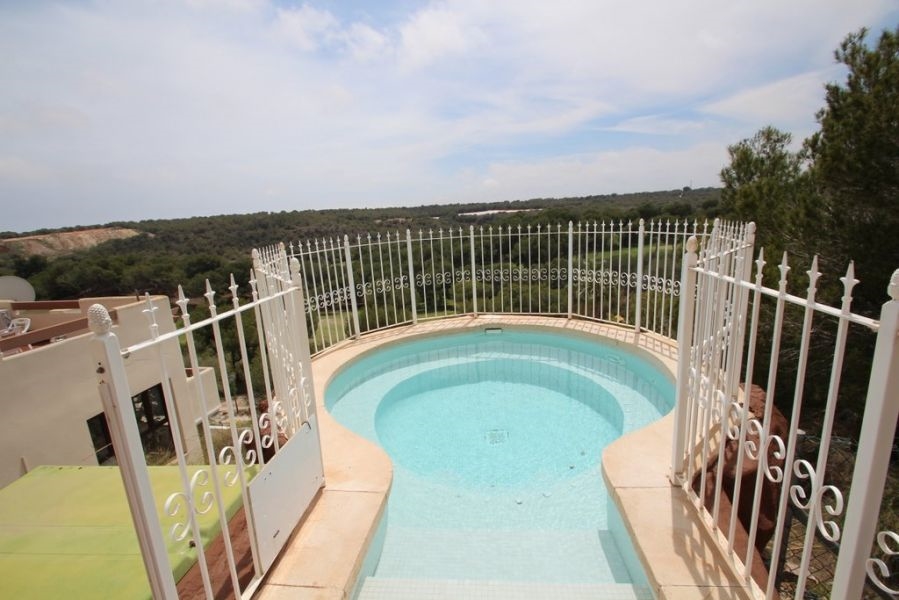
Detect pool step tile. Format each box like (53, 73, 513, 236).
(374, 527, 634, 584)
(358, 577, 655, 599)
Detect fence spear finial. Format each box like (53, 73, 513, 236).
(838, 261, 859, 312)
(754, 248, 766, 285)
(778, 252, 791, 292)
(176, 285, 189, 319)
(807, 256, 821, 294)
(204, 279, 216, 312)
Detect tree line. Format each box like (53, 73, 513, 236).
(719, 26, 898, 433)
(0, 189, 721, 302)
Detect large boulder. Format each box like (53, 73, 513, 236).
(692, 384, 789, 590)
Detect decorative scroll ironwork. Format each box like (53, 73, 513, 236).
(218, 431, 256, 487)
(291, 220, 705, 342)
(304, 285, 351, 312)
(641, 272, 680, 295)
(743, 419, 787, 484)
(258, 400, 289, 450)
(163, 469, 216, 543)
(868, 531, 899, 594)
(790, 459, 845, 543)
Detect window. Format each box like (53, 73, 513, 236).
(131, 383, 175, 462)
(86, 383, 176, 465)
(87, 413, 115, 465)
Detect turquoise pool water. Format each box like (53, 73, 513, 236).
(326, 328, 673, 585)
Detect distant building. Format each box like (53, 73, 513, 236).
(0, 296, 219, 489)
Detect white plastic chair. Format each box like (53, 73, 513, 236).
(11, 317, 30, 334)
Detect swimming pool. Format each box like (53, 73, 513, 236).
(325, 327, 673, 593)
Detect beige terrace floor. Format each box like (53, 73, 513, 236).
(254, 315, 754, 600)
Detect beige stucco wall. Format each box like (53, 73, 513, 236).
(0, 297, 209, 489)
(187, 366, 221, 422)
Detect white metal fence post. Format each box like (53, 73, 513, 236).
(470, 225, 478, 316)
(88, 304, 178, 599)
(343, 235, 361, 339)
(635, 218, 645, 334)
(290, 256, 318, 401)
(406, 229, 418, 324)
(567, 221, 574, 319)
(726, 222, 756, 400)
(831, 269, 899, 598)
(670, 236, 699, 484)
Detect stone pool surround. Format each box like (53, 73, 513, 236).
(253, 315, 754, 600)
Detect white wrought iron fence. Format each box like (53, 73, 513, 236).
(670, 222, 899, 599)
(83, 216, 899, 599)
(88, 247, 323, 599)
(289, 219, 708, 354)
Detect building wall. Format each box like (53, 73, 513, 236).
(188, 366, 221, 422)
(0, 297, 213, 489)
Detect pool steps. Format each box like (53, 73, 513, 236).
(358, 577, 654, 599)
(373, 527, 639, 584)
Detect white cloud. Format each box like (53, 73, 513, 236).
(702, 70, 837, 137)
(398, 6, 481, 70)
(184, 0, 261, 12)
(0, 104, 91, 136)
(274, 4, 339, 52)
(0, 0, 896, 231)
(415, 0, 893, 100)
(0, 156, 53, 183)
(460, 143, 727, 202)
(343, 23, 390, 62)
(607, 116, 706, 136)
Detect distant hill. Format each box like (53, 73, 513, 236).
(1, 227, 144, 258)
(0, 188, 721, 300)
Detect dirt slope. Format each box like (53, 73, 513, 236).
(1, 227, 143, 257)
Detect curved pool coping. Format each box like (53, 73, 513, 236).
(254, 315, 753, 600)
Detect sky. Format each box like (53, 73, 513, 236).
(1, 1, 897, 233)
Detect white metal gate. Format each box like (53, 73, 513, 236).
(671, 220, 899, 598)
(88, 243, 323, 598)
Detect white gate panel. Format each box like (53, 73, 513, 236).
(248, 415, 324, 572)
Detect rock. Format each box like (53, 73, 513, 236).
(692, 383, 789, 592)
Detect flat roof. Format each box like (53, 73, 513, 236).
(0, 465, 245, 598)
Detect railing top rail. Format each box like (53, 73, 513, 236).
(691, 260, 880, 331)
(119, 284, 299, 355)
(287, 219, 712, 254)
